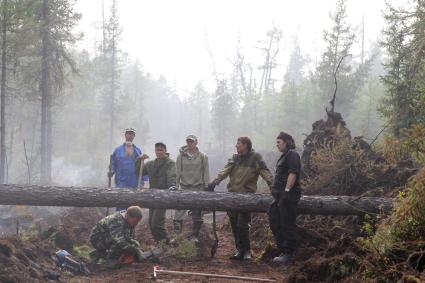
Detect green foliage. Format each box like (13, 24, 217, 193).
(380, 1, 425, 136)
(360, 214, 375, 237)
(165, 237, 198, 259)
(72, 245, 92, 261)
(372, 167, 425, 253)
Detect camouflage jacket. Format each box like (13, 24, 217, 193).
(136, 156, 176, 189)
(212, 150, 274, 193)
(91, 211, 139, 251)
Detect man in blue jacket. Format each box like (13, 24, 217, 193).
(109, 128, 142, 190)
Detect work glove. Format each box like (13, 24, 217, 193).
(129, 239, 140, 248)
(134, 247, 163, 262)
(134, 249, 151, 262)
(206, 181, 217, 192)
(168, 186, 178, 191)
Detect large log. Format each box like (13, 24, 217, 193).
(0, 184, 393, 215)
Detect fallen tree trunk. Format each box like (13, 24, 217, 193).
(0, 184, 393, 215)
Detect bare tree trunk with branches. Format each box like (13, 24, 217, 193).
(0, 0, 7, 184)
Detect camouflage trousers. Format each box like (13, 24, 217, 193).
(89, 226, 136, 260)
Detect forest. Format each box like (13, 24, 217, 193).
(0, 0, 424, 282)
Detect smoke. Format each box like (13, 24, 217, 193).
(52, 157, 97, 186)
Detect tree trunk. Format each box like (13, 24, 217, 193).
(0, 184, 393, 215)
(40, 0, 51, 184)
(0, 0, 7, 184)
(109, 30, 116, 151)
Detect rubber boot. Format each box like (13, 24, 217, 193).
(173, 220, 183, 235)
(188, 221, 203, 243)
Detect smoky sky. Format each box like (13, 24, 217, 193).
(75, 0, 387, 96)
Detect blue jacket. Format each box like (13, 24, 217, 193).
(111, 143, 142, 188)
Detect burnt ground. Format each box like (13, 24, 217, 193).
(1, 209, 288, 283)
(0, 207, 374, 283)
(72, 212, 288, 283)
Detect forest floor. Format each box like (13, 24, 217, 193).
(1, 209, 290, 283)
(73, 214, 288, 283)
(0, 207, 369, 283)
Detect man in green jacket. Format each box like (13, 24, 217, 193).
(136, 142, 176, 243)
(173, 135, 210, 242)
(208, 137, 273, 260)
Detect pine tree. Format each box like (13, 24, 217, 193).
(316, 0, 354, 111)
(102, 0, 122, 150)
(316, 0, 374, 116)
(380, 1, 425, 137)
(0, 0, 31, 183)
(36, 0, 81, 183)
(211, 80, 236, 154)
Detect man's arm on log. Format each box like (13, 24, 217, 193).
(212, 158, 234, 185)
(257, 157, 274, 191)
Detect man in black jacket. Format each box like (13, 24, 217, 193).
(269, 132, 301, 265)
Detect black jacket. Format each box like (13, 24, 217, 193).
(273, 150, 301, 201)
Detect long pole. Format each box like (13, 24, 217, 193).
(153, 266, 276, 282)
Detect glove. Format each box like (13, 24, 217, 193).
(206, 182, 216, 192)
(129, 239, 140, 247)
(168, 186, 178, 191)
(134, 249, 152, 262)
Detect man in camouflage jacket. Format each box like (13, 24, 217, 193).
(89, 206, 143, 265)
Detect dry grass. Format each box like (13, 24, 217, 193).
(306, 139, 376, 195)
(382, 123, 425, 165)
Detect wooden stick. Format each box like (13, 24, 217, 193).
(153, 266, 276, 282)
(137, 159, 144, 189)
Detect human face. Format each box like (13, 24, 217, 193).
(236, 141, 248, 155)
(126, 216, 142, 227)
(125, 131, 135, 142)
(186, 139, 198, 151)
(276, 138, 288, 153)
(155, 146, 167, 159)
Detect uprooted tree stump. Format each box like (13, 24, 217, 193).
(302, 110, 352, 178)
(0, 184, 393, 215)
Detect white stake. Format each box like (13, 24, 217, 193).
(153, 266, 276, 282)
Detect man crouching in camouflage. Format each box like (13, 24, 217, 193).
(89, 206, 147, 268)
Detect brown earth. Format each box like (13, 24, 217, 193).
(72, 213, 287, 282)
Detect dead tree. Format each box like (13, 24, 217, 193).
(0, 184, 393, 215)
